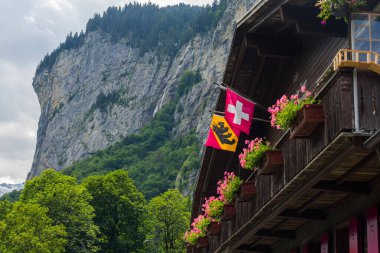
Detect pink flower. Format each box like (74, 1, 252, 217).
(321, 20, 327, 25)
(300, 85, 306, 93)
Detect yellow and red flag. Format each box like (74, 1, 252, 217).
(205, 114, 240, 152)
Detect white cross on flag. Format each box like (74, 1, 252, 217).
(224, 88, 255, 135)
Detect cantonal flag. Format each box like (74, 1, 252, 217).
(205, 114, 240, 152)
(224, 88, 255, 135)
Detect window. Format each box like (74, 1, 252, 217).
(351, 13, 380, 63)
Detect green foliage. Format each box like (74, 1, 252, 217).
(146, 189, 190, 253)
(204, 197, 224, 222)
(316, 0, 366, 22)
(275, 97, 316, 129)
(21, 169, 100, 253)
(0, 200, 12, 221)
(36, 31, 85, 74)
(86, 1, 227, 56)
(0, 189, 21, 202)
(184, 230, 198, 247)
(241, 139, 273, 170)
(91, 92, 125, 114)
(127, 131, 200, 199)
(223, 178, 241, 204)
(64, 101, 200, 199)
(36, 1, 227, 74)
(217, 172, 242, 204)
(176, 70, 202, 98)
(194, 216, 211, 233)
(82, 170, 148, 253)
(0, 202, 67, 253)
(184, 215, 211, 245)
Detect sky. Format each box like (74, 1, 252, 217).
(0, 0, 213, 184)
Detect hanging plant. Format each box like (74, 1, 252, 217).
(217, 172, 242, 204)
(315, 0, 366, 24)
(239, 138, 273, 171)
(184, 215, 211, 246)
(202, 196, 224, 222)
(183, 230, 200, 247)
(268, 85, 317, 130)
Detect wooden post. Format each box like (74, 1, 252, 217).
(367, 207, 379, 253)
(321, 233, 328, 253)
(336, 227, 349, 253)
(349, 217, 362, 253)
(302, 244, 309, 253)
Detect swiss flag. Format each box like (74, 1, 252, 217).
(224, 88, 255, 135)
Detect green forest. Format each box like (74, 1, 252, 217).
(0, 170, 190, 253)
(36, 0, 227, 74)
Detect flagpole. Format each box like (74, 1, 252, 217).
(213, 82, 269, 112)
(209, 110, 271, 124)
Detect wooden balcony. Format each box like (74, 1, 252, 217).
(204, 67, 380, 253)
(333, 49, 380, 75)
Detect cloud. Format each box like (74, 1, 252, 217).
(0, 0, 213, 183)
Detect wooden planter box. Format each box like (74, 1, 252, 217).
(290, 104, 324, 139)
(207, 221, 221, 235)
(238, 182, 256, 202)
(221, 204, 236, 221)
(187, 246, 202, 253)
(260, 150, 284, 175)
(196, 236, 209, 248)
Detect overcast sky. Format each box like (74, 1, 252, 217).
(0, 0, 213, 184)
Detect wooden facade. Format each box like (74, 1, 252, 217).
(190, 0, 380, 253)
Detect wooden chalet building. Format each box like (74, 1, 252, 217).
(190, 0, 380, 253)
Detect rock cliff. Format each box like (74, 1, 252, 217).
(28, 0, 258, 179)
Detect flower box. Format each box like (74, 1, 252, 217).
(290, 104, 324, 139)
(221, 204, 236, 221)
(196, 236, 209, 248)
(260, 150, 284, 175)
(237, 182, 256, 202)
(187, 246, 202, 253)
(207, 221, 221, 235)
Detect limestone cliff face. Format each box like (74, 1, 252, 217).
(29, 0, 257, 179)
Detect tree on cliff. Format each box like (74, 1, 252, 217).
(20, 169, 100, 253)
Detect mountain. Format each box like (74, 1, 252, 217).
(0, 183, 24, 197)
(28, 1, 257, 197)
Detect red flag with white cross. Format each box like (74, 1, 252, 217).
(224, 88, 255, 135)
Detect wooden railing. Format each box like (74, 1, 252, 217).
(333, 49, 380, 74)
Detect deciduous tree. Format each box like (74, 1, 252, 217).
(147, 189, 190, 253)
(20, 169, 100, 253)
(0, 202, 67, 253)
(83, 170, 148, 253)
